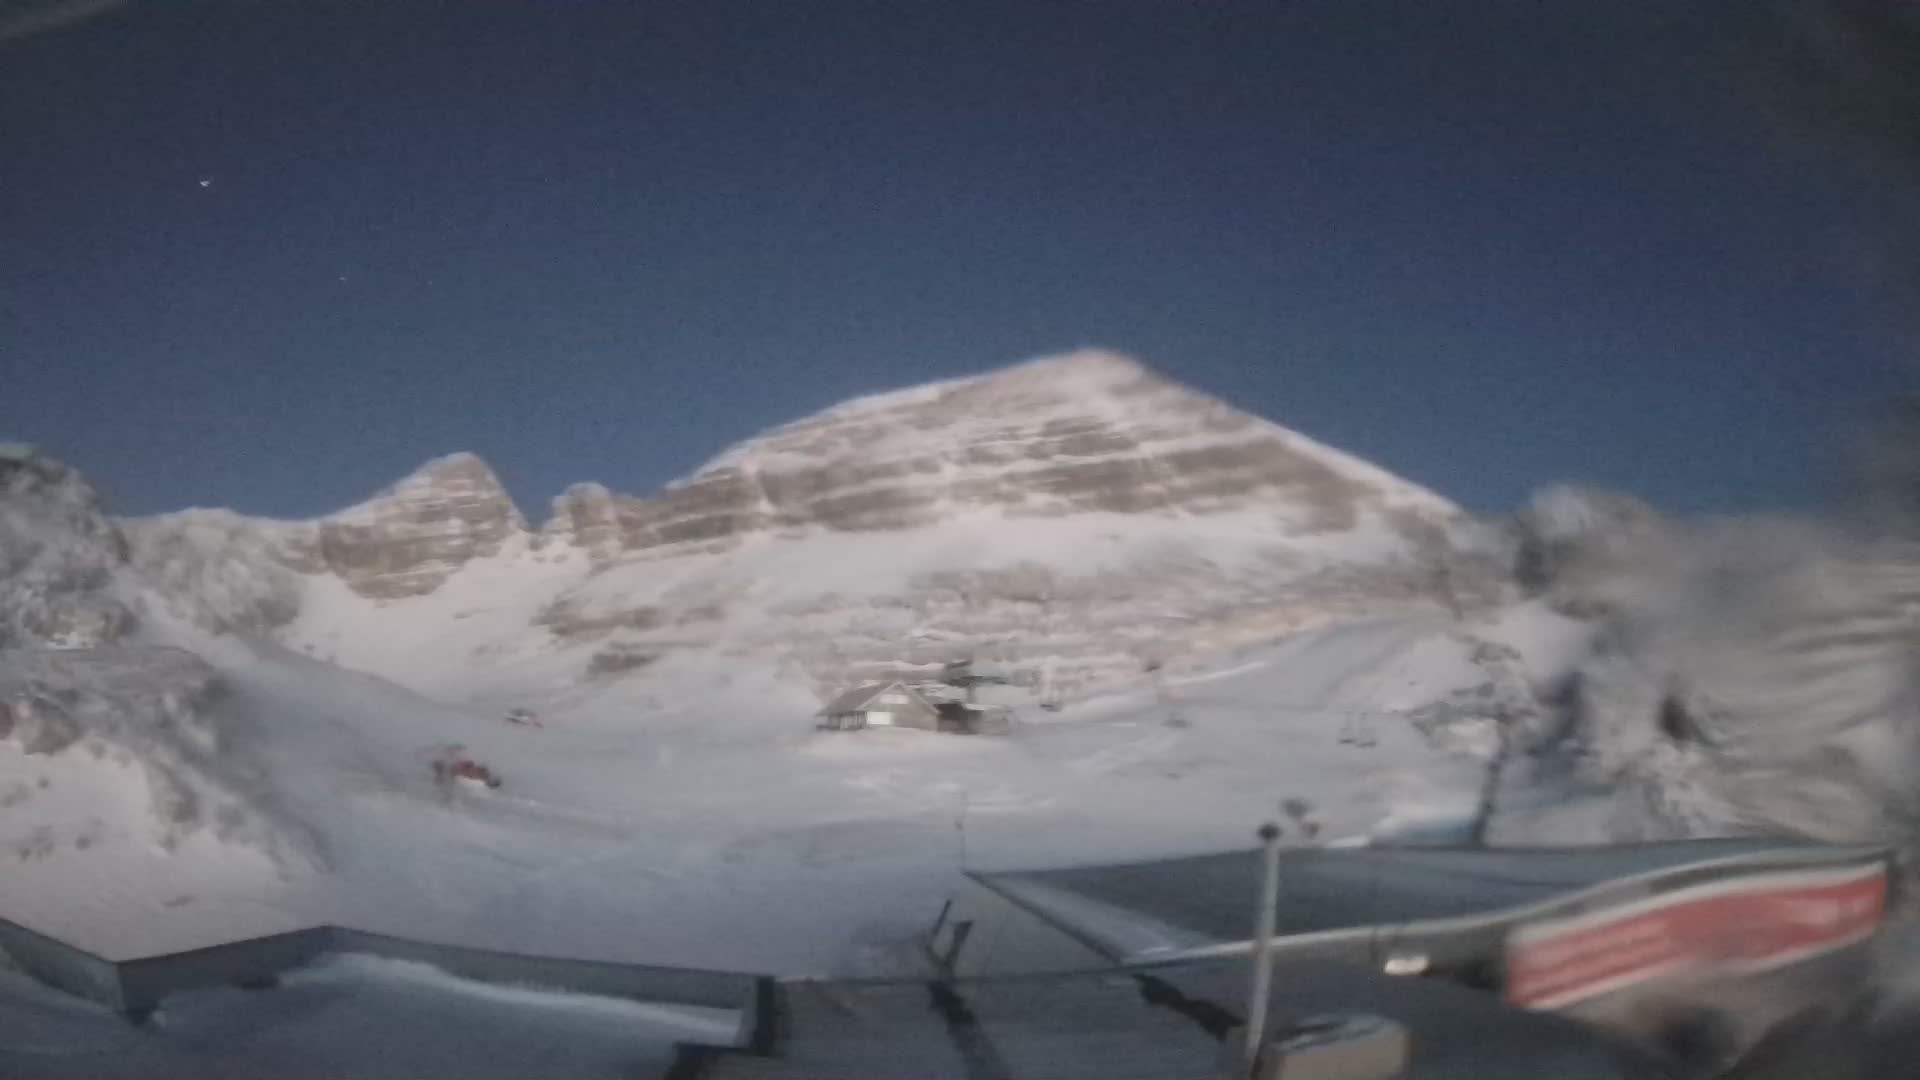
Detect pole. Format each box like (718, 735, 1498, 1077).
(955, 788, 969, 870)
(1242, 821, 1283, 1078)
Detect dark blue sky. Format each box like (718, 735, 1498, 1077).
(1, 1, 1909, 519)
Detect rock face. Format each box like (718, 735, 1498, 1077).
(124, 453, 531, 615)
(103, 351, 1496, 705)
(541, 351, 1458, 560)
(499, 352, 1489, 699)
(0, 449, 319, 877)
(0, 445, 135, 648)
(537, 483, 625, 566)
(311, 453, 528, 599)
(137, 352, 1469, 607)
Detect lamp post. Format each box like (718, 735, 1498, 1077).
(1241, 820, 1284, 1077)
(1240, 797, 1326, 1078)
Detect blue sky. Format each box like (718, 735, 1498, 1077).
(1, 1, 1910, 519)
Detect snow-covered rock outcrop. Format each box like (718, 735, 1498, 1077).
(527, 349, 1470, 563)
(0, 447, 320, 944)
(0, 445, 134, 649)
(537, 482, 624, 566)
(127, 452, 530, 618)
(1488, 516, 1920, 865)
(519, 353, 1494, 697)
(609, 350, 1460, 550)
(309, 453, 528, 600)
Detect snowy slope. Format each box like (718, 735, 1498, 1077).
(10, 548, 1509, 974)
(253, 610, 1508, 973)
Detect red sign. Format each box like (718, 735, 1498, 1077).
(1505, 862, 1886, 1010)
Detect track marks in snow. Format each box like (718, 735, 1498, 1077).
(1066, 728, 1184, 776)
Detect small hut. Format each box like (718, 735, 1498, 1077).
(936, 702, 1014, 735)
(816, 681, 941, 732)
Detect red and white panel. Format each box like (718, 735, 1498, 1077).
(1505, 861, 1887, 1010)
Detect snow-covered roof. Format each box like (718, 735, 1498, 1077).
(816, 681, 932, 716)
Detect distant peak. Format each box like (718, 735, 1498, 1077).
(411, 451, 494, 479)
(874, 348, 1157, 408)
(0, 443, 96, 501)
(690, 348, 1166, 479)
(541, 481, 617, 525)
(951, 348, 1166, 402)
(372, 452, 507, 496)
(329, 451, 520, 524)
(558, 481, 613, 500)
(992, 348, 1151, 381)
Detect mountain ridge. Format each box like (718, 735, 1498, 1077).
(110, 350, 1498, 707)
(139, 350, 1458, 533)
(129, 348, 1474, 596)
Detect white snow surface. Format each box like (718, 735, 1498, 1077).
(5, 599, 1505, 972)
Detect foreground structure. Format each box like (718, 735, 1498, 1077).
(0, 837, 1893, 1079)
(922, 838, 1892, 1072)
(687, 838, 1894, 1079)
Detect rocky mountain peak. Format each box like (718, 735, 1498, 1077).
(1, 443, 107, 514)
(0, 445, 135, 647)
(929, 347, 1154, 402)
(106, 352, 1467, 641)
(538, 482, 624, 565)
(312, 452, 529, 600)
(351, 452, 519, 514)
(547, 349, 1460, 560)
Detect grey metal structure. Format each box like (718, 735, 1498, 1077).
(689, 957, 1664, 1080)
(926, 838, 1894, 1072)
(0, 836, 1891, 1077)
(935, 838, 1891, 979)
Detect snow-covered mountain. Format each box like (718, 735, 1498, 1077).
(1, 350, 1515, 966)
(8, 349, 1919, 982)
(126, 349, 1499, 710)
